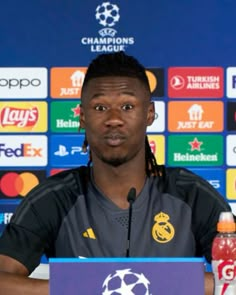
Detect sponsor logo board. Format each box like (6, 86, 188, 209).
(147, 102, 165, 133)
(227, 102, 236, 131)
(50, 135, 88, 167)
(168, 67, 223, 98)
(145, 68, 164, 97)
(50, 67, 87, 98)
(168, 135, 223, 166)
(50, 101, 84, 133)
(226, 135, 236, 166)
(0, 136, 48, 166)
(147, 135, 165, 165)
(191, 168, 225, 197)
(226, 169, 236, 200)
(0, 67, 47, 98)
(168, 101, 223, 132)
(0, 170, 47, 198)
(0, 101, 47, 132)
(0, 204, 18, 236)
(226, 67, 236, 98)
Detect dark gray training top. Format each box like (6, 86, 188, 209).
(0, 166, 231, 274)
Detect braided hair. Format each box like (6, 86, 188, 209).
(81, 51, 165, 180)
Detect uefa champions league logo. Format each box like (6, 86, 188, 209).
(95, 2, 120, 27)
(81, 1, 135, 52)
(102, 268, 152, 295)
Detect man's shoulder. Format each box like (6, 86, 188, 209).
(26, 166, 89, 202)
(161, 166, 224, 200)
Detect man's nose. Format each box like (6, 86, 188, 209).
(105, 108, 124, 126)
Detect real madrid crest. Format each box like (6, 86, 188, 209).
(152, 211, 175, 243)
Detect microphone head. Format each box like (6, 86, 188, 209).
(127, 187, 136, 204)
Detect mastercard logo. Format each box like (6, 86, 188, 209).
(0, 172, 42, 198)
(146, 70, 157, 93)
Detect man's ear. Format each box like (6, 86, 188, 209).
(79, 105, 85, 129)
(147, 101, 155, 126)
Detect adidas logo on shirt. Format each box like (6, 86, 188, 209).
(82, 228, 96, 239)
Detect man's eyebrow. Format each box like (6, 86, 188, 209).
(88, 90, 136, 100)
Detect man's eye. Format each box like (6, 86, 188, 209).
(122, 104, 133, 111)
(95, 105, 106, 111)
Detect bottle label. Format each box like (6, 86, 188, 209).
(212, 260, 236, 295)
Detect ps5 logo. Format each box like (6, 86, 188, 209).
(54, 145, 88, 157)
(208, 180, 220, 189)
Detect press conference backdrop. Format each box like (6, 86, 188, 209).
(0, 1, 236, 239)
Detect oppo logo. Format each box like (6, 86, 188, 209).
(0, 68, 47, 98)
(0, 78, 41, 88)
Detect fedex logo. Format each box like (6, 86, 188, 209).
(0, 136, 47, 166)
(0, 143, 42, 157)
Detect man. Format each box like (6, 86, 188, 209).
(0, 51, 232, 294)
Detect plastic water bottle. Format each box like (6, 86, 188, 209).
(212, 211, 236, 295)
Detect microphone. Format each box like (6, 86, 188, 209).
(126, 187, 136, 257)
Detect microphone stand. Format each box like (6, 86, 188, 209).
(126, 187, 136, 257)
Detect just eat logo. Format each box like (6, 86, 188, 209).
(0, 135, 48, 166)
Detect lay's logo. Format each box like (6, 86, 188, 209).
(0, 102, 47, 132)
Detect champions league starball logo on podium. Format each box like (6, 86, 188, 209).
(102, 268, 152, 295)
(81, 1, 135, 53)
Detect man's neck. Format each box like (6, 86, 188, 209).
(91, 164, 146, 209)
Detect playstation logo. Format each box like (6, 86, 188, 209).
(54, 145, 69, 156)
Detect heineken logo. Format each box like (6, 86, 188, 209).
(168, 135, 223, 166)
(50, 101, 84, 133)
(173, 152, 218, 162)
(189, 137, 203, 151)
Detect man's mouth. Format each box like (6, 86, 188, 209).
(104, 134, 126, 146)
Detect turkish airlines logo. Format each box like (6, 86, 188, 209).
(168, 67, 223, 98)
(0, 170, 46, 198)
(0, 68, 47, 98)
(170, 75, 185, 90)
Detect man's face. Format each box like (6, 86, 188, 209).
(80, 76, 155, 167)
